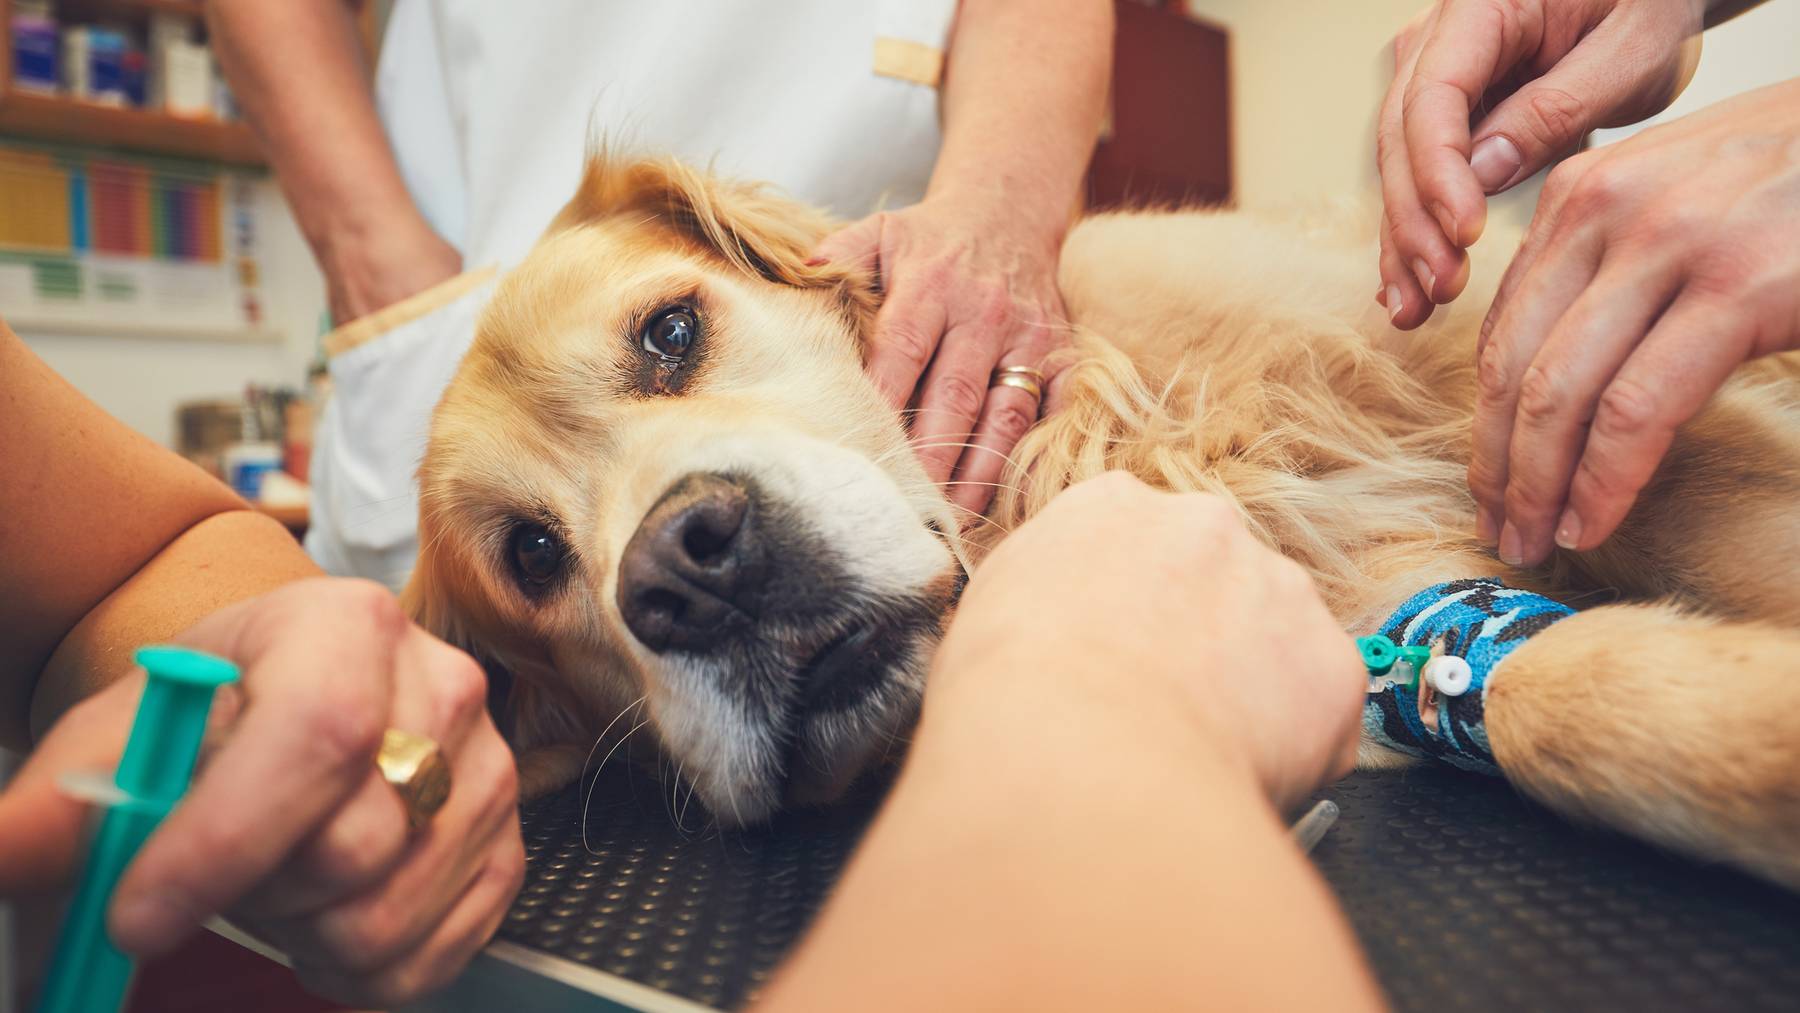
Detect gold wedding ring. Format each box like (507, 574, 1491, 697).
(377, 728, 452, 829)
(990, 364, 1045, 401)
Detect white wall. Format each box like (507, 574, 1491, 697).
(16, 179, 326, 449)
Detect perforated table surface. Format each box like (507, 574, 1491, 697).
(475, 764, 1800, 1011)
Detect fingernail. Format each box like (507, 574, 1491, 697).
(1411, 258, 1436, 301)
(1429, 202, 1459, 247)
(1375, 284, 1388, 308)
(1555, 509, 1582, 551)
(1498, 521, 1524, 566)
(1470, 135, 1523, 194)
(1475, 505, 1498, 543)
(804, 256, 828, 267)
(1386, 285, 1403, 322)
(110, 887, 197, 956)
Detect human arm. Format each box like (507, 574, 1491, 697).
(1467, 77, 1800, 564)
(760, 473, 1381, 1011)
(205, 0, 460, 323)
(0, 327, 521, 1006)
(0, 323, 317, 744)
(814, 0, 1113, 520)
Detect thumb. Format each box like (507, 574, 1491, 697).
(1469, 23, 1697, 195)
(0, 772, 91, 896)
(811, 213, 885, 270)
(0, 681, 139, 898)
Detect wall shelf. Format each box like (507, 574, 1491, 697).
(1, 0, 267, 165)
(0, 88, 265, 165)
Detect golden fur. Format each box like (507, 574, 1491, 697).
(408, 154, 1800, 886)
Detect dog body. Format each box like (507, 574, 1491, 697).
(407, 156, 1800, 886)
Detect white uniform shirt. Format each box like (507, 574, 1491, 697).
(309, 0, 956, 589)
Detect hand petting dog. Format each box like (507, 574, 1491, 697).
(1471, 77, 1800, 565)
(1380, 0, 1799, 565)
(812, 0, 1111, 521)
(813, 194, 1070, 520)
(1376, 0, 1706, 329)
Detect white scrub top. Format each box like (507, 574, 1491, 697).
(308, 0, 956, 590)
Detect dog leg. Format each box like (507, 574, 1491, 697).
(1486, 601, 1800, 889)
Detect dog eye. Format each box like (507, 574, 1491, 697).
(642, 307, 698, 360)
(510, 523, 566, 586)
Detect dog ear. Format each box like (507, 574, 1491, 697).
(550, 154, 881, 331)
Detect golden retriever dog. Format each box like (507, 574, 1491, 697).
(403, 153, 1800, 888)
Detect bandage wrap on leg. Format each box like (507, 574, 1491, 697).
(1363, 578, 1574, 775)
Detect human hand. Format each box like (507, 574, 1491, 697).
(813, 190, 1071, 520)
(1377, 0, 1706, 328)
(928, 473, 1364, 810)
(1469, 77, 1800, 565)
(0, 578, 523, 1007)
(319, 212, 462, 325)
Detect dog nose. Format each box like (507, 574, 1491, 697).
(618, 473, 761, 653)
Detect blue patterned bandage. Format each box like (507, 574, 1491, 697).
(1362, 578, 1574, 775)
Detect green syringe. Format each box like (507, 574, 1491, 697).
(36, 645, 239, 1013)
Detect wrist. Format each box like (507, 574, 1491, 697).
(917, 636, 1261, 799)
(924, 170, 1082, 254)
(314, 210, 460, 323)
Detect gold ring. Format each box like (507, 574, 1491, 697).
(377, 728, 452, 829)
(990, 364, 1045, 401)
(993, 364, 1046, 386)
(991, 373, 1043, 400)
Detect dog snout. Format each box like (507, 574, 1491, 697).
(618, 473, 763, 653)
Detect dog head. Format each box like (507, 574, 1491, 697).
(404, 156, 965, 826)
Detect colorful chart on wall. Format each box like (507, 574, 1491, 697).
(0, 141, 272, 341)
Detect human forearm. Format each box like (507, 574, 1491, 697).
(0, 326, 321, 743)
(31, 510, 319, 739)
(932, 0, 1113, 246)
(206, 0, 458, 320)
(762, 662, 1384, 1012)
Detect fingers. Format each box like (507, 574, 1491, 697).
(236, 771, 410, 918)
(1497, 259, 1681, 566)
(1375, 27, 1436, 328)
(945, 301, 1062, 516)
(110, 582, 404, 956)
(243, 626, 514, 972)
(949, 380, 1041, 517)
(911, 312, 1003, 489)
(1402, 1, 1522, 249)
(1468, 203, 1604, 558)
(224, 629, 491, 920)
(811, 213, 884, 272)
(288, 718, 517, 975)
(865, 271, 951, 411)
(1468, 19, 1662, 196)
(1561, 296, 1756, 551)
(292, 830, 525, 1009)
(0, 681, 137, 894)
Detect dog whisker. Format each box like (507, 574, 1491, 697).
(581, 705, 650, 856)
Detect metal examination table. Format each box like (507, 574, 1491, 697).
(408, 764, 1800, 1012)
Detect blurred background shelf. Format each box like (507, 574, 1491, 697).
(0, 0, 313, 165)
(0, 87, 263, 164)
